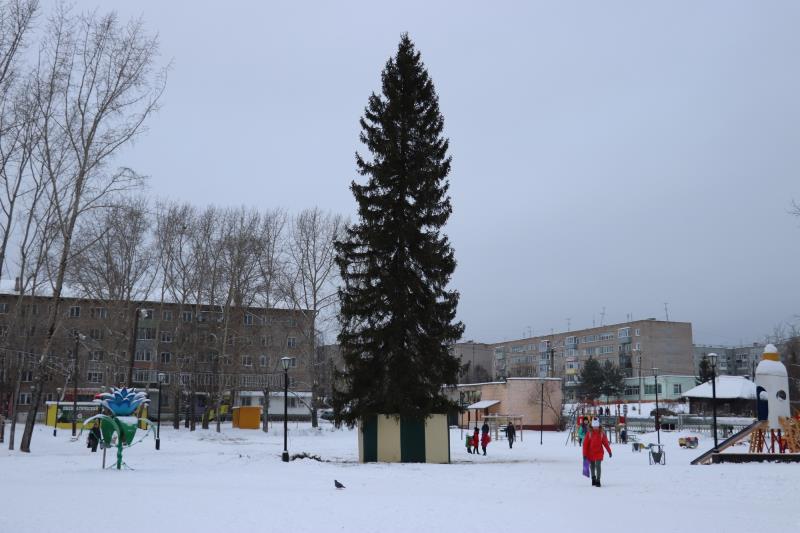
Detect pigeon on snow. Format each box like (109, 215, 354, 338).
(334, 480, 345, 489)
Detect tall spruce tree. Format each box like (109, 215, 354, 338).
(334, 34, 464, 426)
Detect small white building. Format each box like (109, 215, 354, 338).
(237, 390, 312, 418)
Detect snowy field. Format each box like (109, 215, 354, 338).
(1, 422, 798, 533)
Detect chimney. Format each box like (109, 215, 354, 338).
(14, 277, 20, 293)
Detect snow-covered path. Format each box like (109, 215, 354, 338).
(1, 423, 797, 532)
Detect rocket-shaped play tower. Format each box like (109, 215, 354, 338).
(755, 344, 790, 429)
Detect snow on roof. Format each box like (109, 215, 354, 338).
(682, 376, 756, 400)
(467, 400, 500, 409)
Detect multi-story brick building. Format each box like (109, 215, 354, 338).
(491, 319, 694, 401)
(0, 290, 313, 421)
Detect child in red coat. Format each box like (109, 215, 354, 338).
(582, 419, 612, 487)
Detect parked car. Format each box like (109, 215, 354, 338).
(320, 409, 335, 422)
(650, 407, 676, 417)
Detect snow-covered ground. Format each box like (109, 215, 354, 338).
(1, 422, 798, 532)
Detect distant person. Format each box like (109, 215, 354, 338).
(505, 422, 516, 449)
(465, 433, 474, 454)
(604, 407, 610, 416)
(87, 421, 101, 453)
(578, 419, 588, 446)
(620, 427, 628, 444)
(481, 425, 491, 455)
(582, 419, 612, 487)
(472, 427, 480, 455)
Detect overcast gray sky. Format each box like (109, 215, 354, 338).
(73, 0, 800, 346)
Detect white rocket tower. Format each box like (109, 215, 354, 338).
(754, 344, 790, 429)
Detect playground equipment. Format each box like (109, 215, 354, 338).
(82, 387, 154, 470)
(648, 443, 665, 465)
(692, 344, 797, 464)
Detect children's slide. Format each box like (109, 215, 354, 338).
(691, 420, 767, 465)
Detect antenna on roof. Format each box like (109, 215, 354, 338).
(664, 302, 670, 321)
(566, 318, 571, 332)
(600, 307, 606, 326)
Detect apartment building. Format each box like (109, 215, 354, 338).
(693, 343, 763, 378)
(0, 291, 313, 419)
(451, 341, 495, 383)
(492, 319, 694, 401)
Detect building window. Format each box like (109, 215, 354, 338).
(287, 337, 297, 349)
(634, 343, 641, 351)
(673, 384, 682, 394)
(635, 328, 641, 337)
(162, 310, 173, 321)
(241, 355, 253, 367)
(160, 331, 173, 343)
(160, 352, 172, 364)
(134, 350, 152, 362)
(618, 327, 631, 339)
(21, 370, 33, 382)
(141, 308, 154, 319)
(18, 392, 32, 405)
(137, 327, 156, 340)
(180, 373, 190, 386)
(87, 372, 103, 383)
(90, 351, 104, 361)
(624, 385, 640, 396)
(69, 305, 81, 318)
(259, 354, 268, 367)
(0, 302, 9, 314)
(133, 369, 155, 384)
(89, 328, 104, 340)
(182, 311, 193, 323)
(91, 307, 108, 319)
(244, 314, 254, 326)
(288, 357, 297, 368)
(644, 384, 662, 395)
(0, 325, 8, 338)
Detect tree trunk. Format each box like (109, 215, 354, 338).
(262, 387, 270, 432)
(310, 381, 319, 429)
(8, 373, 21, 450)
(173, 390, 180, 430)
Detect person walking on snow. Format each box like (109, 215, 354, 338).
(577, 419, 588, 446)
(480, 425, 491, 455)
(505, 422, 516, 449)
(582, 419, 612, 487)
(472, 427, 480, 454)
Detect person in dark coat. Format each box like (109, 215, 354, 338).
(87, 421, 101, 453)
(505, 422, 516, 449)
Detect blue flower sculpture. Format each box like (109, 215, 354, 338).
(98, 387, 150, 416)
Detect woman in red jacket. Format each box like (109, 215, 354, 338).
(582, 418, 612, 487)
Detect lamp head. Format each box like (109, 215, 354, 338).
(280, 356, 291, 371)
(158, 372, 166, 383)
(707, 352, 718, 366)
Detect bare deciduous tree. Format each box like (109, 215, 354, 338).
(283, 207, 344, 426)
(20, 7, 166, 452)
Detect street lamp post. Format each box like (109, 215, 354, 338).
(53, 387, 62, 437)
(637, 353, 643, 412)
(708, 352, 719, 451)
(281, 356, 291, 462)
(156, 372, 165, 450)
(72, 332, 80, 437)
(652, 367, 660, 445)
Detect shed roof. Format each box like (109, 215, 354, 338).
(467, 400, 500, 409)
(681, 376, 756, 400)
